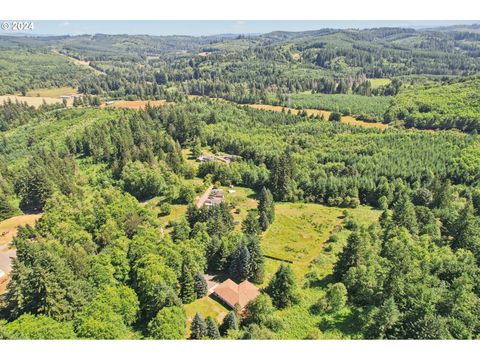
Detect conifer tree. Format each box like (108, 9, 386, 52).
(0, 192, 15, 221)
(266, 263, 299, 309)
(190, 313, 207, 340)
(258, 187, 275, 231)
(172, 217, 191, 242)
(219, 311, 239, 336)
(392, 190, 418, 236)
(246, 235, 265, 283)
(242, 209, 261, 236)
(180, 263, 196, 304)
(229, 241, 250, 282)
(205, 316, 221, 339)
(193, 273, 208, 298)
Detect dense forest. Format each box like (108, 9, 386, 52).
(1, 24, 480, 339)
(1, 97, 480, 339)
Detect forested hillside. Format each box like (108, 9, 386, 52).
(386, 77, 480, 131)
(2, 26, 480, 131)
(1, 97, 480, 339)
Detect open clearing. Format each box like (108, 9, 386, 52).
(0, 95, 68, 107)
(184, 296, 229, 336)
(261, 203, 381, 283)
(368, 78, 392, 89)
(101, 100, 172, 109)
(262, 203, 380, 264)
(26, 87, 78, 98)
(0, 213, 42, 294)
(55, 51, 105, 75)
(246, 104, 389, 129)
(0, 214, 42, 248)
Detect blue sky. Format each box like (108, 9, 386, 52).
(6, 20, 480, 36)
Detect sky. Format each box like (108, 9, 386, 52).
(3, 20, 479, 36)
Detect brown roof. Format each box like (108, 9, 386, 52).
(213, 279, 260, 309)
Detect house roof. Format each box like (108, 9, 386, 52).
(213, 279, 260, 309)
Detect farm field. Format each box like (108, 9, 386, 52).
(246, 103, 389, 129)
(26, 86, 78, 97)
(101, 99, 172, 109)
(283, 92, 392, 122)
(0, 94, 67, 107)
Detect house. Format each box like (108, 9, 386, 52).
(212, 279, 260, 310)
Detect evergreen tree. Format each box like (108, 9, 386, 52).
(246, 235, 265, 283)
(258, 187, 275, 230)
(229, 241, 250, 282)
(193, 272, 208, 298)
(180, 263, 196, 304)
(191, 138, 202, 158)
(452, 201, 480, 262)
(205, 316, 221, 339)
(364, 297, 400, 339)
(190, 313, 207, 340)
(0, 192, 15, 221)
(172, 217, 191, 242)
(219, 311, 239, 335)
(392, 190, 418, 236)
(269, 151, 295, 202)
(266, 263, 299, 309)
(242, 209, 261, 235)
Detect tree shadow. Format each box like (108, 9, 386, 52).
(318, 308, 364, 337)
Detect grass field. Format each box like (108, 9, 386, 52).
(262, 203, 379, 266)
(368, 78, 391, 89)
(26, 86, 78, 97)
(259, 203, 380, 339)
(0, 95, 66, 107)
(102, 100, 172, 109)
(246, 104, 389, 129)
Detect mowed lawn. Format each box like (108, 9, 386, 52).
(184, 296, 229, 337)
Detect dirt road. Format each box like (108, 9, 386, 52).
(196, 185, 214, 208)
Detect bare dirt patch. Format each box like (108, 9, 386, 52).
(0, 214, 42, 248)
